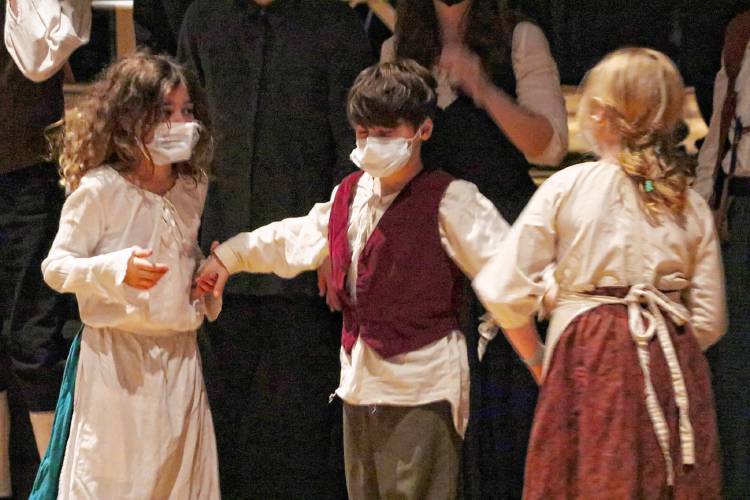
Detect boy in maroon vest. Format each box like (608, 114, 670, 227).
(196, 60, 533, 499)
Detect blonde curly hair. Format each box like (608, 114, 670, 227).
(578, 47, 692, 218)
(51, 50, 213, 191)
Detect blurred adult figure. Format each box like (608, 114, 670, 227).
(178, 0, 373, 497)
(2, 0, 90, 495)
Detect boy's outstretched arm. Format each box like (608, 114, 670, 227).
(193, 193, 337, 300)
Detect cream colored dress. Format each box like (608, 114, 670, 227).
(42, 166, 220, 499)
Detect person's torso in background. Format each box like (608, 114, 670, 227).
(0, 0, 64, 174)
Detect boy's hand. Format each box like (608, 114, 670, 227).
(124, 247, 169, 290)
(195, 251, 229, 299)
(316, 256, 342, 312)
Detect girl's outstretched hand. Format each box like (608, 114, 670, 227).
(124, 247, 169, 290)
(191, 271, 218, 301)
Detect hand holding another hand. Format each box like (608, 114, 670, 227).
(193, 242, 229, 300)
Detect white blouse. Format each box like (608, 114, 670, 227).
(474, 159, 726, 361)
(4, 0, 91, 82)
(694, 39, 750, 199)
(42, 166, 220, 334)
(381, 22, 569, 166)
(215, 173, 510, 436)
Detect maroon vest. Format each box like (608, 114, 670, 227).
(328, 169, 464, 359)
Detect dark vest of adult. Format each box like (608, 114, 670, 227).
(328, 169, 464, 359)
(422, 16, 536, 224)
(0, 0, 64, 174)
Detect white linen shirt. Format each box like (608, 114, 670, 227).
(215, 173, 510, 436)
(474, 160, 727, 375)
(42, 166, 220, 334)
(694, 39, 750, 200)
(4, 0, 91, 81)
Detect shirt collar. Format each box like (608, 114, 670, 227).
(236, 0, 296, 25)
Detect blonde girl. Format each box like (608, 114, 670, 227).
(474, 48, 724, 498)
(40, 51, 221, 499)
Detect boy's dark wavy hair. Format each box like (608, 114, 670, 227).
(347, 59, 437, 129)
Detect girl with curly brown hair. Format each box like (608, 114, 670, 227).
(39, 51, 221, 498)
(475, 48, 724, 499)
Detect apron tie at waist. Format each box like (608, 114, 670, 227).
(559, 284, 694, 486)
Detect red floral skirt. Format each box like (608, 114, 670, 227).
(524, 294, 721, 499)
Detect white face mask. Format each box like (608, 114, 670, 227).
(349, 128, 421, 178)
(145, 122, 200, 165)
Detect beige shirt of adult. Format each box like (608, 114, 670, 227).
(381, 21, 568, 167)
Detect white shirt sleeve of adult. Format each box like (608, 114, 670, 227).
(4, 0, 92, 82)
(41, 181, 136, 305)
(694, 65, 729, 201)
(512, 22, 568, 166)
(214, 187, 336, 277)
(437, 179, 510, 279)
(472, 172, 565, 328)
(684, 194, 727, 349)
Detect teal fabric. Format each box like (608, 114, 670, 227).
(29, 331, 82, 500)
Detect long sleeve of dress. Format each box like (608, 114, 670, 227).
(694, 64, 729, 201)
(4, 0, 91, 82)
(42, 182, 137, 305)
(512, 22, 568, 166)
(473, 173, 564, 328)
(214, 193, 335, 278)
(684, 194, 727, 350)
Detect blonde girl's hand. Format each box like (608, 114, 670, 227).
(438, 43, 496, 106)
(124, 247, 169, 290)
(529, 363, 543, 386)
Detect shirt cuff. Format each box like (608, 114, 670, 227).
(213, 237, 246, 275)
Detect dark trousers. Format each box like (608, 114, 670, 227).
(707, 196, 750, 499)
(0, 163, 76, 411)
(458, 281, 538, 500)
(202, 293, 345, 499)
